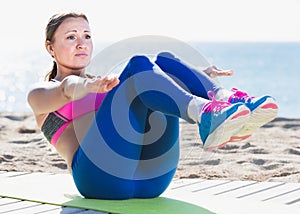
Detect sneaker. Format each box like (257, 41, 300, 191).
(199, 91, 251, 151)
(228, 88, 278, 142)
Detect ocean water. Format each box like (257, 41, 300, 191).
(0, 42, 299, 118)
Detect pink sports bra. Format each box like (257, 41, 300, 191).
(41, 88, 107, 146)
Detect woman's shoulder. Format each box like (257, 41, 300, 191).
(27, 80, 61, 105)
(29, 80, 59, 91)
(27, 79, 70, 115)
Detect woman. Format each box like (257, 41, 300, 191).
(27, 12, 278, 199)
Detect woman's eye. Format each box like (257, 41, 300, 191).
(67, 35, 76, 40)
(85, 35, 91, 39)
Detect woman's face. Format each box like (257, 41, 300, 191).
(50, 17, 93, 74)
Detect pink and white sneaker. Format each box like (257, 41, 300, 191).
(228, 88, 278, 142)
(199, 91, 251, 151)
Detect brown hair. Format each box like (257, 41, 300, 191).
(45, 12, 89, 81)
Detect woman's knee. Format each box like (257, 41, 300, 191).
(121, 55, 155, 78)
(128, 55, 152, 67)
(156, 51, 177, 61)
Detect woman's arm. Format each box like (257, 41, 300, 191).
(27, 78, 71, 115)
(27, 75, 119, 115)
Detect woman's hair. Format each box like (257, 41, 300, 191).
(45, 12, 89, 81)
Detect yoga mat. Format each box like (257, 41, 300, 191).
(63, 194, 213, 214)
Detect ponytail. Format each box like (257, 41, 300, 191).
(45, 61, 57, 81)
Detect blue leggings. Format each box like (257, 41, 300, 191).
(71, 52, 221, 199)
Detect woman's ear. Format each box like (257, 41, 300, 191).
(45, 40, 55, 57)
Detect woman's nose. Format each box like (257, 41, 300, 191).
(77, 38, 87, 49)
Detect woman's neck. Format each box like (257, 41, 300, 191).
(55, 69, 87, 81)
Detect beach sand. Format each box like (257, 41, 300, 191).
(0, 112, 300, 183)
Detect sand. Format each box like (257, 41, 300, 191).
(1, 112, 300, 183)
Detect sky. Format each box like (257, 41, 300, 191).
(1, 0, 299, 52)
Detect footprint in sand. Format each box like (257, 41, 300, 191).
(240, 142, 254, 149)
(239, 143, 269, 154)
(9, 140, 30, 144)
(220, 144, 239, 150)
(0, 154, 15, 163)
(203, 159, 221, 166)
(251, 158, 281, 170)
(18, 127, 37, 134)
(251, 158, 266, 165)
(0, 125, 5, 131)
(52, 162, 68, 170)
(263, 164, 281, 170)
(285, 148, 300, 155)
(236, 160, 246, 164)
(248, 148, 269, 154)
(4, 115, 29, 121)
(283, 123, 300, 130)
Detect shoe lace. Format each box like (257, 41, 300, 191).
(202, 91, 231, 113)
(230, 88, 254, 102)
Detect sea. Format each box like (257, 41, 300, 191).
(0, 42, 299, 118)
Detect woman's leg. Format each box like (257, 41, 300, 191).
(154, 51, 224, 99)
(155, 52, 278, 143)
(71, 55, 207, 199)
(132, 111, 180, 198)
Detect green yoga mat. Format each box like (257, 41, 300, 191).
(0, 172, 214, 214)
(62, 194, 213, 214)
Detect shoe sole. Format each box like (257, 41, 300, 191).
(229, 97, 278, 142)
(203, 105, 250, 151)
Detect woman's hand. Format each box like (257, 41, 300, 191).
(64, 75, 120, 100)
(203, 65, 234, 78)
(85, 76, 120, 93)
